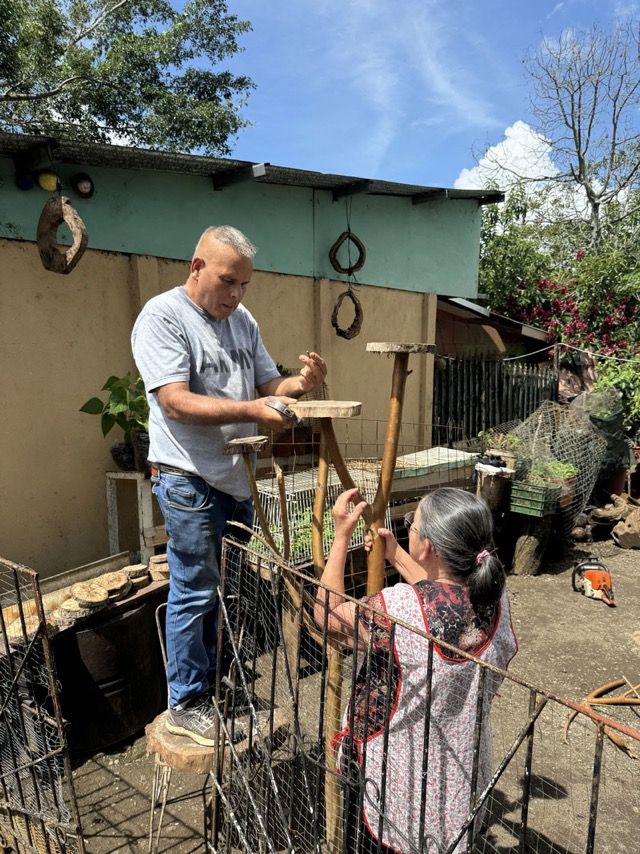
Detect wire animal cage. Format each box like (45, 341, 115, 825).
(252, 464, 388, 565)
(0, 558, 85, 854)
(210, 540, 640, 854)
(252, 419, 479, 566)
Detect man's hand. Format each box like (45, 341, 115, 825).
(258, 351, 327, 400)
(296, 351, 327, 394)
(253, 396, 299, 430)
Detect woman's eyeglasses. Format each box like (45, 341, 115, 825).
(403, 510, 419, 535)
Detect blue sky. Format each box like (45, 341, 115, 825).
(223, 0, 635, 189)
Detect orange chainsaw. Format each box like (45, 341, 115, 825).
(571, 559, 616, 607)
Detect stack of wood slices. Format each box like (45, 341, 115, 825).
(48, 561, 154, 630)
(2, 558, 168, 644)
(149, 553, 169, 582)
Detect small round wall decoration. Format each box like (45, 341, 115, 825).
(36, 196, 88, 275)
(70, 172, 95, 199)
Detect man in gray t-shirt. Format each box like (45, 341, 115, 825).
(131, 225, 327, 746)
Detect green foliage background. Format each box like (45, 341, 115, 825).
(0, 0, 254, 154)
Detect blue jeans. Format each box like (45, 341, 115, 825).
(151, 471, 253, 708)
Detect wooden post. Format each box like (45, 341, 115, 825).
(223, 436, 276, 553)
(364, 343, 435, 594)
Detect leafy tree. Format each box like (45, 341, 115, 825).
(0, 0, 254, 155)
(593, 356, 640, 434)
(479, 182, 550, 308)
(504, 251, 640, 356)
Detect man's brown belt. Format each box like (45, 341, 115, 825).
(150, 463, 198, 477)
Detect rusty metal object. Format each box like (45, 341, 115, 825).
(562, 678, 640, 758)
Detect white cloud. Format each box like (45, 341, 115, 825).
(454, 120, 559, 190)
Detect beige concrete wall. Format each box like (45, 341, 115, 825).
(1, 239, 436, 578)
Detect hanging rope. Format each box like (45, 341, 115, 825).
(329, 197, 365, 339)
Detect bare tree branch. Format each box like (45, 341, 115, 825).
(72, 0, 134, 45)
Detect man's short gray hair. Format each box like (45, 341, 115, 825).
(199, 225, 257, 260)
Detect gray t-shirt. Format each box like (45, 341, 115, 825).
(131, 286, 280, 500)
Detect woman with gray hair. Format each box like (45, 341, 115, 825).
(315, 487, 517, 854)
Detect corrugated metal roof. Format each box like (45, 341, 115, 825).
(0, 131, 505, 205)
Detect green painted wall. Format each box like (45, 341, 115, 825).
(0, 154, 481, 296)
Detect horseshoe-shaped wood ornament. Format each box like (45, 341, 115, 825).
(331, 289, 364, 340)
(328, 230, 366, 275)
(37, 196, 88, 274)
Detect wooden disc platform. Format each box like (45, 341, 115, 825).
(145, 708, 291, 775)
(366, 342, 435, 354)
(224, 435, 269, 455)
(290, 400, 362, 419)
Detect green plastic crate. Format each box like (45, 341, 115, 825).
(509, 481, 561, 517)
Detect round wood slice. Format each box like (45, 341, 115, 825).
(50, 608, 76, 628)
(108, 578, 133, 601)
(5, 613, 41, 642)
(289, 400, 362, 419)
(98, 570, 130, 595)
(127, 563, 150, 578)
(70, 581, 109, 608)
(131, 573, 151, 590)
(150, 567, 170, 582)
(59, 598, 97, 619)
(149, 555, 168, 565)
(224, 436, 269, 455)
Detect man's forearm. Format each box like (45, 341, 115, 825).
(264, 375, 307, 399)
(159, 387, 259, 425)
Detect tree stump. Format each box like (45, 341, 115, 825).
(511, 516, 552, 576)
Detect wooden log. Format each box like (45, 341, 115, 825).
(145, 708, 290, 775)
(511, 516, 552, 576)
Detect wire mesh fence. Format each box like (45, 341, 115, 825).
(482, 401, 608, 536)
(0, 558, 84, 854)
(210, 540, 640, 854)
(251, 419, 479, 568)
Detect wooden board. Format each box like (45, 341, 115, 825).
(224, 435, 269, 455)
(366, 342, 435, 354)
(389, 447, 478, 496)
(290, 400, 362, 419)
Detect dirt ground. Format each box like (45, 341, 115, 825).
(71, 537, 640, 853)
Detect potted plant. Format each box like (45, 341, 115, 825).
(80, 373, 150, 471)
(529, 458, 577, 509)
(479, 430, 529, 470)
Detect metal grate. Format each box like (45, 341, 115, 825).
(0, 558, 85, 854)
(210, 540, 640, 854)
